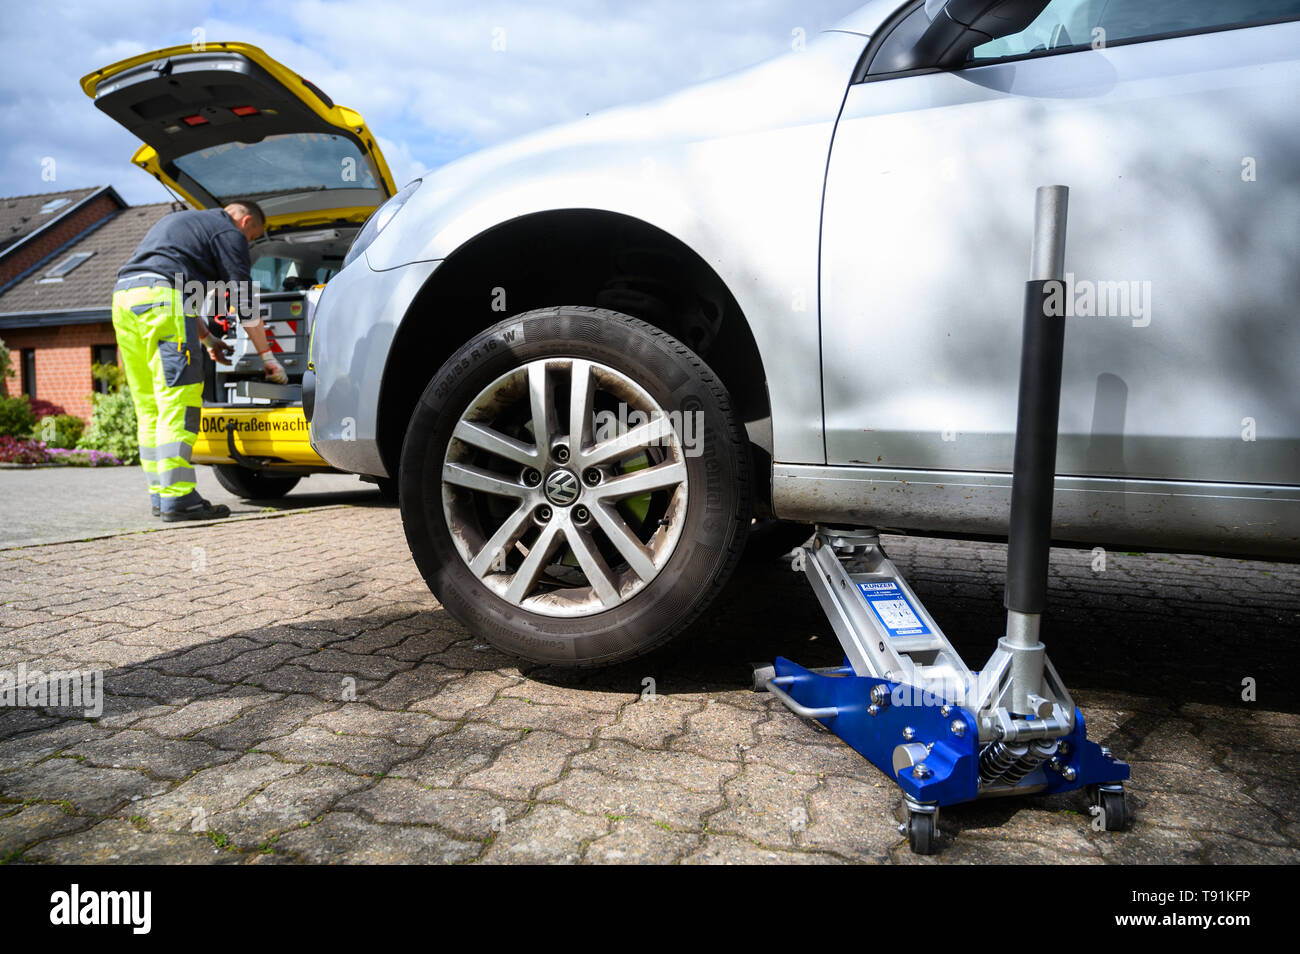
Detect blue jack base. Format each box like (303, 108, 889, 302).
(767, 656, 1131, 853)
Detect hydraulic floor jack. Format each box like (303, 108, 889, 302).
(755, 187, 1130, 854)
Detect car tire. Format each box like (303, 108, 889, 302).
(212, 464, 301, 499)
(399, 306, 751, 667)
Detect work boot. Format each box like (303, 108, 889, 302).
(160, 497, 231, 522)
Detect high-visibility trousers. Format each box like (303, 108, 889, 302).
(110, 283, 205, 514)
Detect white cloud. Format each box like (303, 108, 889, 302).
(0, 0, 865, 203)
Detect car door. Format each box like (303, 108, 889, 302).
(819, 0, 1300, 495)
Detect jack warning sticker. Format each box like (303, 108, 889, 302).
(857, 581, 932, 638)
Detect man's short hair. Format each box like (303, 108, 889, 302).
(226, 200, 266, 226)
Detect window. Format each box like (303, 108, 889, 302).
(92, 345, 118, 395)
(173, 133, 379, 202)
(38, 197, 70, 214)
(252, 255, 336, 292)
(970, 0, 1300, 62)
(38, 251, 95, 283)
(21, 350, 36, 398)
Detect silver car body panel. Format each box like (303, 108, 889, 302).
(341, 26, 874, 466)
(774, 464, 1300, 559)
(309, 0, 1300, 558)
(310, 257, 441, 476)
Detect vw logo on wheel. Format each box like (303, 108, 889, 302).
(543, 470, 580, 506)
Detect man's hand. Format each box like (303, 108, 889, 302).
(201, 333, 232, 364)
(260, 350, 288, 385)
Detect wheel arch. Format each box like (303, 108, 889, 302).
(375, 208, 773, 508)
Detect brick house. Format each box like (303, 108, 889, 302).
(0, 192, 176, 421)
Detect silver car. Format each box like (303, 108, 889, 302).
(306, 0, 1300, 667)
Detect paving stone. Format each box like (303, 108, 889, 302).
(66, 731, 237, 780)
(131, 689, 278, 738)
(499, 680, 631, 711)
(569, 741, 732, 792)
(0, 720, 109, 771)
(0, 709, 61, 740)
(135, 754, 302, 832)
(193, 694, 336, 750)
(274, 811, 478, 864)
(801, 774, 903, 862)
(461, 729, 589, 800)
(409, 670, 520, 719)
(711, 763, 821, 848)
(479, 804, 607, 864)
(291, 648, 410, 681)
(0, 803, 89, 858)
(255, 725, 413, 775)
(29, 818, 242, 864)
(199, 643, 307, 681)
(599, 696, 696, 748)
(744, 732, 874, 778)
(205, 764, 371, 851)
(0, 758, 157, 814)
(1137, 791, 1289, 845)
(388, 723, 524, 787)
(105, 669, 226, 704)
(148, 637, 263, 675)
(414, 637, 517, 668)
(584, 817, 700, 864)
(682, 835, 846, 865)
(670, 700, 764, 761)
(540, 769, 721, 830)
(306, 705, 454, 746)
(360, 663, 460, 710)
(340, 777, 527, 841)
(475, 696, 617, 737)
(3, 506, 1295, 864)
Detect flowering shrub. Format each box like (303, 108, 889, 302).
(0, 436, 48, 464)
(45, 447, 122, 467)
(0, 436, 123, 466)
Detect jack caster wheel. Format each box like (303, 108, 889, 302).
(1091, 786, 1131, 831)
(907, 811, 938, 855)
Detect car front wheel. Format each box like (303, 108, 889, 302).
(399, 306, 751, 667)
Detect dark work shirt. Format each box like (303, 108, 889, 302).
(118, 208, 252, 289)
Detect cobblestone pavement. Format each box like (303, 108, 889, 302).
(1, 506, 1297, 864)
(0, 467, 381, 548)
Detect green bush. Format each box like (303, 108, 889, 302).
(0, 394, 37, 438)
(92, 361, 126, 394)
(77, 388, 138, 464)
(36, 413, 85, 449)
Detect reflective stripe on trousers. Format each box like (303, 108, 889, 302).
(110, 285, 204, 510)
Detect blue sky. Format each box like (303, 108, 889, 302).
(1, 0, 865, 204)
